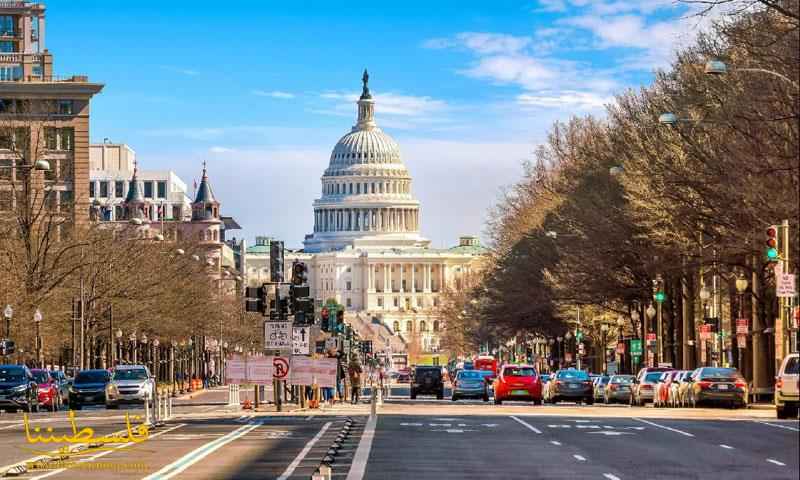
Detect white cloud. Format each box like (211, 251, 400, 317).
(517, 91, 611, 110)
(209, 146, 234, 153)
(252, 90, 296, 99)
(315, 91, 449, 129)
(462, 55, 560, 90)
(159, 65, 199, 76)
(455, 32, 531, 55)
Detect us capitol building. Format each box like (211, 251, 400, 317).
(246, 71, 486, 367)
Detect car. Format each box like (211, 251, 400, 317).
(603, 375, 635, 404)
(473, 355, 498, 380)
(547, 369, 593, 405)
(686, 367, 748, 409)
(593, 376, 610, 402)
(31, 369, 60, 412)
(452, 369, 489, 402)
(49, 370, 71, 404)
(492, 365, 542, 405)
(109, 365, 154, 408)
(0, 365, 39, 413)
(410, 366, 444, 399)
(653, 370, 680, 408)
(396, 368, 411, 384)
(775, 353, 799, 419)
(631, 367, 673, 406)
(69, 369, 116, 410)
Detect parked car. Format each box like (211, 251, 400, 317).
(31, 369, 60, 412)
(687, 367, 748, 409)
(109, 365, 154, 408)
(475, 370, 496, 396)
(603, 375, 635, 404)
(493, 365, 542, 405)
(452, 369, 489, 402)
(396, 368, 411, 384)
(69, 369, 115, 410)
(593, 376, 610, 402)
(775, 353, 799, 419)
(0, 365, 39, 413)
(631, 367, 673, 406)
(49, 370, 71, 405)
(547, 369, 593, 405)
(653, 370, 680, 408)
(410, 366, 444, 399)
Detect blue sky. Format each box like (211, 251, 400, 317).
(48, 0, 711, 248)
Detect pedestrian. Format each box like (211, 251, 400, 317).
(348, 360, 362, 404)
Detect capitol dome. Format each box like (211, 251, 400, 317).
(304, 70, 429, 253)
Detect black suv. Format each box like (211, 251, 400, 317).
(69, 369, 113, 410)
(411, 366, 444, 399)
(0, 365, 39, 413)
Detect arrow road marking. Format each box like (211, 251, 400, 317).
(603, 474, 622, 480)
(766, 459, 786, 466)
(550, 441, 562, 446)
(719, 444, 734, 449)
(573, 455, 587, 462)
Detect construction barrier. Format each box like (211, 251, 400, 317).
(227, 384, 240, 406)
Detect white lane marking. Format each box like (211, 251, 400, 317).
(345, 415, 377, 480)
(754, 421, 800, 432)
(276, 421, 331, 480)
(29, 423, 185, 480)
(719, 444, 734, 449)
(305, 415, 313, 421)
(143, 421, 262, 480)
(766, 458, 786, 466)
(550, 441, 562, 446)
(603, 474, 621, 480)
(510, 416, 542, 434)
(632, 418, 694, 437)
(0, 424, 19, 430)
(573, 454, 586, 462)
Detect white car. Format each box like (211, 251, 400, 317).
(775, 353, 799, 419)
(108, 365, 155, 408)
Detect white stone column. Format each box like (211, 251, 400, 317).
(377, 208, 383, 231)
(411, 264, 416, 293)
(38, 15, 45, 53)
(384, 265, 390, 293)
(367, 264, 374, 292)
(399, 264, 405, 292)
(425, 264, 432, 292)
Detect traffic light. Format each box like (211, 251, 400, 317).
(270, 240, 285, 282)
(0, 339, 15, 356)
(654, 290, 666, 303)
(291, 261, 308, 286)
(320, 307, 330, 332)
(766, 225, 779, 262)
(244, 285, 269, 315)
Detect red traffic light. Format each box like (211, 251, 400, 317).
(766, 226, 778, 238)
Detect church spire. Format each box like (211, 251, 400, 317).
(355, 69, 376, 130)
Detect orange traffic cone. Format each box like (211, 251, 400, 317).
(242, 399, 252, 410)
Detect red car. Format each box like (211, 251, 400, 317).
(492, 365, 543, 405)
(31, 369, 60, 412)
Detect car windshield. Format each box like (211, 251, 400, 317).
(0, 368, 25, 383)
(504, 367, 536, 377)
(74, 371, 109, 384)
(611, 376, 634, 384)
(599, 377, 610, 384)
(557, 370, 588, 380)
(32, 371, 50, 383)
(644, 372, 662, 383)
(113, 369, 148, 381)
(784, 357, 799, 374)
(700, 368, 739, 380)
(457, 371, 483, 380)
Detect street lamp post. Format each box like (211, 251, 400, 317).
(141, 333, 148, 369)
(645, 304, 656, 367)
(115, 329, 122, 365)
(565, 331, 574, 368)
(600, 323, 609, 374)
(3, 305, 12, 339)
(700, 285, 712, 366)
(152, 339, 160, 382)
(33, 309, 42, 368)
(617, 316, 626, 374)
(129, 333, 137, 363)
(171, 340, 177, 397)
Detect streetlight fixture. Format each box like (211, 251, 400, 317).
(33, 308, 42, 367)
(704, 59, 728, 75)
(3, 304, 12, 338)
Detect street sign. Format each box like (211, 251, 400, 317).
(292, 327, 310, 355)
(265, 321, 292, 350)
(575, 331, 583, 342)
(777, 273, 796, 298)
(735, 319, 749, 335)
(325, 337, 337, 352)
(737, 335, 747, 348)
(646, 333, 656, 346)
(616, 342, 625, 354)
(700, 324, 712, 341)
(272, 356, 290, 379)
(629, 339, 642, 356)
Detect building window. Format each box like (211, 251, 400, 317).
(346, 298, 352, 307)
(377, 297, 383, 307)
(99, 181, 108, 198)
(44, 127, 58, 150)
(0, 16, 13, 35)
(58, 100, 74, 115)
(144, 181, 153, 198)
(88, 182, 95, 197)
(349, 183, 353, 194)
(417, 297, 423, 307)
(0, 41, 13, 53)
(59, 191, 73, 212)
(114, 181, 123, 198)
(61, 128, 74, 151)
(393, 297, 399, 307)
(115, 205, 123, 219)
(420, 321, 427, 332)
(393, 321, 400, 333)
(356, 183, 361, 194)
(433, 320, 440, 332)
(157, 181, 167, 198)
(433, 297, 439, 307)
(0, 66, 21, 81)
(346, 281, 351, 291)
(405, 321, 412, 332)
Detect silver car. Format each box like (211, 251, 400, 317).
(451, 370, 489, 402)
(108, 365, 154, 408)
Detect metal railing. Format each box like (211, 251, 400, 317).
(0, 74, 90, 83)
(0, 2, 29, 8)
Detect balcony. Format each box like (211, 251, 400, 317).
(0, 73, 91, 83)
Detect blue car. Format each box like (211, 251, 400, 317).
(452, 370, 489, 402)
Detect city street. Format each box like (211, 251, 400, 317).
(0, 389, 796, 479)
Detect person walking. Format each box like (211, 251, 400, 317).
(348, 360, 363, 404)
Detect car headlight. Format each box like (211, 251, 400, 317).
(69, 386, 77, 394)
(12, 384, 27, 392)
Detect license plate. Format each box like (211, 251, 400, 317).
(569, 384, 578, 388)
(717, 384, 728, 390)
(511, 390, 528, 395)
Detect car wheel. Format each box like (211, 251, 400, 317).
(7, 408, 17, 413)
(776, 405, 788, 419)
(604, 396, 609, 405)
(585, 397, 594, 406)
(576, 398, 582, 405)
(483, 394, 489, 402)
(451, 395, 458, 402)
(437, 391, 444, 400)
(71, 404, 82, 411)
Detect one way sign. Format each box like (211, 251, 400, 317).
(292, 327, 310, 355)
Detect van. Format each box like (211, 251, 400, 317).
(775, 353, 799, 419)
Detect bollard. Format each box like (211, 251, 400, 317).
(320, 464, 332, 480)
(370, 386, 377, 417)
(377, 382, 383, 406)
(144, 392, 152, 426)
(168, 396, 173, 419)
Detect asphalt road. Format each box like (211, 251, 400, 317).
(0, 388, 796, 479)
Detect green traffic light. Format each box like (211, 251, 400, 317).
(654, 291, 666, 303)
(766, 247, 779, 260)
